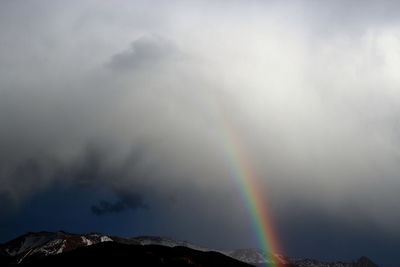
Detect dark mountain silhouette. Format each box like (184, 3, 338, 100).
(0, 231, 380, 267)
(18, 242, 253, 267)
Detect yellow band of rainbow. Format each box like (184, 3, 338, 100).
(219, 104, 283, 267)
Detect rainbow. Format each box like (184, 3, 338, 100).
(220, 108, 283, 267)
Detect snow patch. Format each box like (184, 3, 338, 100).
(100, 236, 113, 242)
(225, 249, 273, 264)
(81, 236, 93, 246)
(56, 240, 66, 254)
(17, 249, 33, 264)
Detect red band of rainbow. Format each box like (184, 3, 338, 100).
(219, 103, 283, 267)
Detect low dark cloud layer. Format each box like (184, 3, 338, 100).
(91, 193, 148, 216)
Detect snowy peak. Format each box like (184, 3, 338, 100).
(1, 231, 114, 264)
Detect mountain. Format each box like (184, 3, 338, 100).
(0, 232, 380, 267)
(18, 242, 253, 267)
(224, 249, 379, 267)
(0, 231, 118, 264)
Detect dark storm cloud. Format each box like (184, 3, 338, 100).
(1, 1, 400, 266)
(1, 0, 399, 227)
(0, 191, 15, 217)
(91, 192, 148, 216)
(107, 35, 178, 72)
(0, 144, 148, 211)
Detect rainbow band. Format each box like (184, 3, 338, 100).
(220, 107, 282, 267)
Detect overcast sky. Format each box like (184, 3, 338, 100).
(1, 1, 400, 266)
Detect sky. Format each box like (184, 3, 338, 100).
(0, 1, 400, 266)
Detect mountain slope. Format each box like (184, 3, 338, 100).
(0, 232, 380, 267)
(0, 231, 119, 264)
(19, 242, 253, 267)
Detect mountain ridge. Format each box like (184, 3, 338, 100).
(0, 231, 379, 267)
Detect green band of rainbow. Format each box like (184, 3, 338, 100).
(220, 108, 282, 267)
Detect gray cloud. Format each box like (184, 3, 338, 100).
(91, 192, 148, 216)
(107, 35, 178, 72)
(0, 1, 400, 265)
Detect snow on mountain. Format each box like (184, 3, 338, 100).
(225, 249, 274, 264)
(1, 231, 114, 264)
(80, 236, 93, 246)
(100, 236, 113, 242)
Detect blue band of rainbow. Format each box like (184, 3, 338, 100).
(219, 102, 282, 267)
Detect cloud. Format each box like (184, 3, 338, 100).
(0, 1, 400, 265)
(91, 192, 148, 216)
(107, 35, 178, 72)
